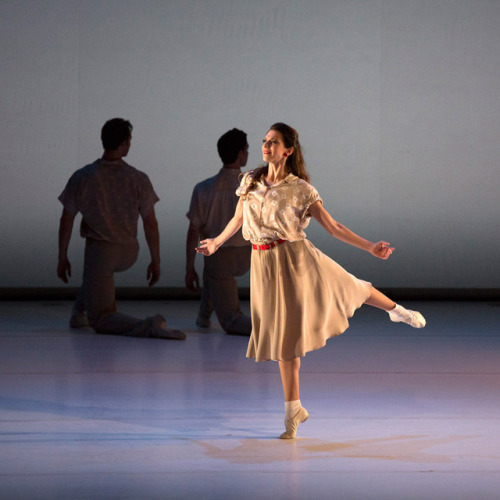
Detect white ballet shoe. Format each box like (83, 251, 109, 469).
(279, 407, 309, 439)
(389, 304, 426, 328)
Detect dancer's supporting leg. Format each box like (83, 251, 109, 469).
(278, 358, 309, 439)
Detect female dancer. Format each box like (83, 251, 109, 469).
(197, 122, 425, 439)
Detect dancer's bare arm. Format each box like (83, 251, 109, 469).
(309, 201, 393, 260)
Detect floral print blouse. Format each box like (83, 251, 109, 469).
(236, 172, 322, 244)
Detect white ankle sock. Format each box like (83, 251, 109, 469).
(388, 303, 401, 314)
(285, 400, 301, 420)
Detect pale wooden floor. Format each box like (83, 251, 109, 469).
(0, 300, 499, 499)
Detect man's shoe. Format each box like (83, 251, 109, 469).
(279, 407, 309, 439)
(389, 304, 426, 328)
(69, 312, 90, 328)
(196, 316, 211, 328)
(151, 314, 186, 340)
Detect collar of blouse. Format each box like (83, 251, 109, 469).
(260, 172, 297, 188)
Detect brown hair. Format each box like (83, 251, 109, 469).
(241, 123, 310, 196)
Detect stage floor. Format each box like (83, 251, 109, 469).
(1, 300, 499, 499)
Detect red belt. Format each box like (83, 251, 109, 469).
(252, 239, 287, 250)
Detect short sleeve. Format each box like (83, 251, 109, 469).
(186, 185, 204, 229)
(138, 174, 160, 218)
(303, 184, 322, 214)
(58, 173, 80, 215)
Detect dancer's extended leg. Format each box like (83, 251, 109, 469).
(364, 287, 396, 311)
(365, 287, 426, 328)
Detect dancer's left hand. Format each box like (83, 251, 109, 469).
(370, 241, 394, 260)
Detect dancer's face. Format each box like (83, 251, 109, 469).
(262, 130, 292, 164)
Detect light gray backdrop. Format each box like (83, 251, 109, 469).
(1, 0, 499, 290)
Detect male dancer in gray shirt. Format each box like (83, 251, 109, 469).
(58, 118, 184, 340)
(185, 128, 251, 335)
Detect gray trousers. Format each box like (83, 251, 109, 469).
(199, 245, 252, 335)
(74, 238, 149, 336)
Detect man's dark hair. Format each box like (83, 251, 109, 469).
(101, 118, 133, 150)
(217, 128, 247, 164)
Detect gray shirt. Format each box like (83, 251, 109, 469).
(186, 167, 248, 247)
(59, 159, 159, 244)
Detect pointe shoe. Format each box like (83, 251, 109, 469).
(279, 407, 309, 439)
(389, 304, 426, 328)
(151, 314, 186, 340)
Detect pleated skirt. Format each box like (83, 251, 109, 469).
(246, 239, 372, 362)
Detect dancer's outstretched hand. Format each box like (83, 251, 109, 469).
(370, 241, 394, 260)
(196, 238, 218, 256)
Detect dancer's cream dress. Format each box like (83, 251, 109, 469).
(237, 172, 372, 362)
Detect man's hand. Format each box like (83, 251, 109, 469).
(185, 270, 200, 291)
(142, 210, 161, 287)
(57, 209, 76, 283)
(57, 258, 72, 283)
(147, 261, 161, 287)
